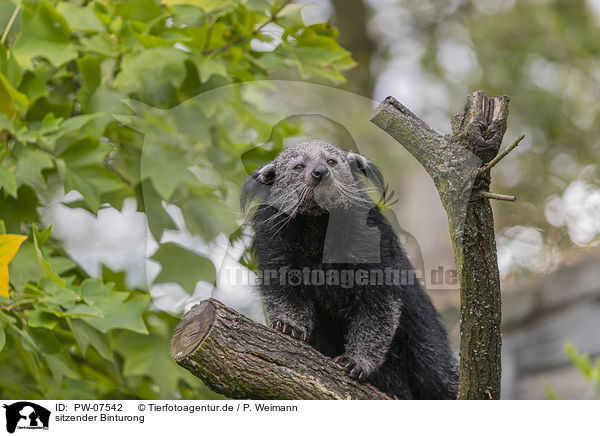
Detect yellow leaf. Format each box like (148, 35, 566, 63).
(0, 234, 28, 297)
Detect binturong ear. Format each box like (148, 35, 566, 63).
(241, 163, 276, 212)
(346, 152, 386, 200)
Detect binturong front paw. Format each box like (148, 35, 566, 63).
(270, 320, 308, 342)
(333, 355, 369, 381)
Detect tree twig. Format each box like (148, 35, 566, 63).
(1, 2, 21, 45)
(478, 191, 516, 202)
(475, 133, 525, 178)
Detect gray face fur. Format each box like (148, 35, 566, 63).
(242, 140, 385, 216)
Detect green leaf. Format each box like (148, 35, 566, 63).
(45, 353, 78, 384)
(275, 3, 305, 31)
(25, 308, 59, 329)
(0, 159, 17, 197)
(59, 113, 103, 133)
(0, 113, 16, 138)
(162, 0, 236, 12)
(113, 329, 183, 397)
(81, 278, 113, 305)
(25, 96, 73, 124)
(136, 180, 177, 241)
(115, 0, 163, 22)
(56, 2, 104, 33)
(55, 137, 125, 212)
(79, 33, 119, 57)
(0, 185, 40, 233)
(7, 242, 39, 292)
(100, 264, 129, 292)
(40, 277, 78, 306)
(140, 140, 198, 200)
(565, 342, 593, 378)
(0, 72, 28, 117)
(192, 54, 228, 83)
(114, 47, 188, 95)
(0, 325, 5, 352)
(63, 303, 104, 318)
(48, 253, 75, 277)
(14, 147, 54, 188)
(544, 381, 562, 400)
(151, 242, 215, 294)
(17, 67, 53, 102)
(180, 195, 238, 241)
(0, 43, 22, 87)
(33, 222, 52, 245)
(12, 1, 78, 68)
(284, 25, 356, 83)
(84, 291, 149, 334)
(10, 328, 42, 384)
(32, 224, 65, 288)
(67, 318, 112, 360)
(1, 311, 38, 351)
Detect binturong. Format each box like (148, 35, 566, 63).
(241, 140, 458, 399)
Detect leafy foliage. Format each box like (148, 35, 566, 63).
(0, 0, 354, 399)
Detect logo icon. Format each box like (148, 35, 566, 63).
(3, 402, 50, 433)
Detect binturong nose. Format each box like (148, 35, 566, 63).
(311, 165, 329, 181)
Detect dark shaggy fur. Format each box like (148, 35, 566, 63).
(242, 141, 458, 399)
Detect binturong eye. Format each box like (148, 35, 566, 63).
(294, 163, 305, 170)
(326, 158, 337, 166)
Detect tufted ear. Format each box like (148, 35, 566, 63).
(346, 152, 386, 199)
(241, 163, 276, 212)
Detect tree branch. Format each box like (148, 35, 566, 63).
(371, 90, 513, 400)
(170, 298, 391, 400)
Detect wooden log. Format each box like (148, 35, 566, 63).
(170, 298, 391, 400)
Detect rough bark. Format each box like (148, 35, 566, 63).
(370, 91, 510, 400)
(170, 298, 391, 400)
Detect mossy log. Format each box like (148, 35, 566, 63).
(170, 298, 391, 400)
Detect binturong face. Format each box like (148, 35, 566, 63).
(241, 140, 386, 217)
